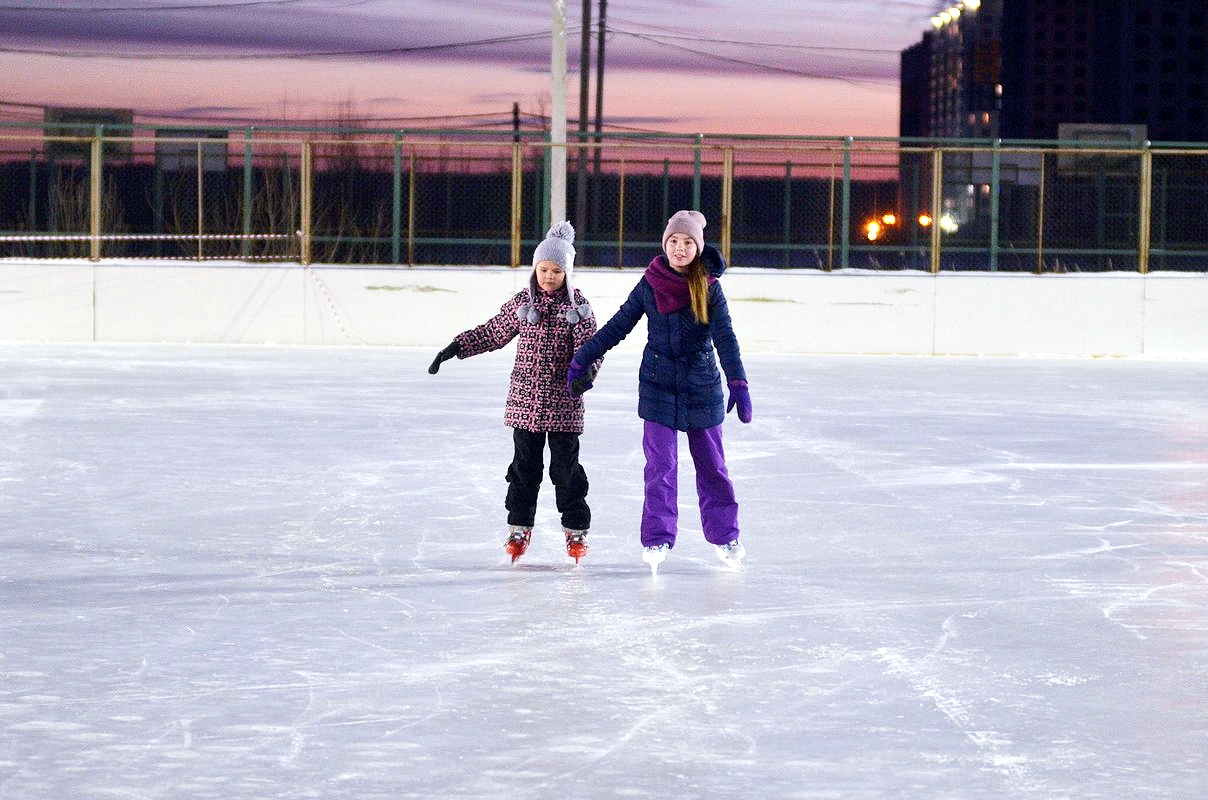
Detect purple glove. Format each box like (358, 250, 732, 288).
(726, 379, 752, 423)
(566, 358, 594, 396)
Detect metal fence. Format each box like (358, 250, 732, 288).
(1, 122, 1205, 271)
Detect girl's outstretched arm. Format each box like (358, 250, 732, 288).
(427, 341, 460, 374)
(453, 294, 524, 357)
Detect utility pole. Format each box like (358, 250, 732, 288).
(549, 0, 568, 225)
(575, 0, 591, 244)
(594, 0, 607, 166)
(592, 0, 607, 238)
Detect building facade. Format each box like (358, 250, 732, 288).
(903, 1, 1207, 144)
(900, 0, 1003, 140)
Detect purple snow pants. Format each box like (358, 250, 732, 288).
(641, 420, 739, 548)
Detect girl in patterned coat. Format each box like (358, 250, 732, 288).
(427, 221, 599, 564)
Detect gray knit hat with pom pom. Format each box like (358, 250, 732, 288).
(517, 221, 592, 324)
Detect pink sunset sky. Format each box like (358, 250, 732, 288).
(0, 0, 945, 137)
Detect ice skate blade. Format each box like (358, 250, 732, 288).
(715, 542, 746, 571)
(642, 544, 669, 577)
(717, 555, 745, 572)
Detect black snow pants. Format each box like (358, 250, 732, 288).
(505, 428, 590, 530)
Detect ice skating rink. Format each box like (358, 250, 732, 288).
(2, 344, 1207, 799)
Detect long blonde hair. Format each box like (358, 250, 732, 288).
(685, 256, 709, 324)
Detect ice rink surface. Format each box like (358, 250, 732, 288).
(2, 343, 1207, 799)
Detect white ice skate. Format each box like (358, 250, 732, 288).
(642, 543, 670, 577)
(715, 539, 746, 571)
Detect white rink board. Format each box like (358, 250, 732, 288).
(2, 260, 1207, 356)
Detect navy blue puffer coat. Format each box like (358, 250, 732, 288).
(574, 246, 746, 431)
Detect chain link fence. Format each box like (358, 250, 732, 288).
(1, 122, 1205, 271)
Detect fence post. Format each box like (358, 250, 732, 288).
(692, 134, 703, 211)
(1035, 155, 1046, 273)
(929, 148, 943, 274)
(300, 140, 313, 265)
(1137, 141, 1152, 274)
(783, 161, 792, 269)
(408, 149, 416, 266)
(661, 158, 670, 223)
(826, 156, 835, 271)
(511, 141, 523, 268)
(840, 137, 852, 269)
(392, 132, 402, 265)
(89, 127, 102, 262)
(242, 128, 254, 258)
(27, 148, 38, 238)
(541, 135, 552, 233)
(196, 140, 205, 261)
(989, 140, 1002, 271)
(616, 147, 626, 267)
(721, 146, 733, 265)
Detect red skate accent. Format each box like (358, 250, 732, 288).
(506, 528, 531, 563)
(564, 529, 588, 564)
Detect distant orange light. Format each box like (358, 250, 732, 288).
(864, 219, 882, 241)
(881, 213, 897, 226)
(918, 213, 933, 227)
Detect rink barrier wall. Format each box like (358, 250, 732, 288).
(1, 261, 1206, 357)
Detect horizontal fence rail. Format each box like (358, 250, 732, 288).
(1, 123, 1206, 272)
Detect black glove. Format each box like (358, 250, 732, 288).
(428, 341, 460, 374)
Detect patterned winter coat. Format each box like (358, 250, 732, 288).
(573, 245, 745, 431)
(454, 286, 597, 434)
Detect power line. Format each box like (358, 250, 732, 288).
(608, 26, 902, 56)
(0, 95, 554, 129)
(0, 30, 551, 60)
(610, 29, 890, 86)
(0, 1, 320, 11)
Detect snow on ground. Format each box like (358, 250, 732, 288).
(2, 344, 1207, 799)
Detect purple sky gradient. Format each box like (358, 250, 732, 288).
(0, 0, 946, 135)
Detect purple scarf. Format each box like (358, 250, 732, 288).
(645, 256, 716, 315)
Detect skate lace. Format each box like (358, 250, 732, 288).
(643, 543, 669, 558)
(719, 539, 745, 559)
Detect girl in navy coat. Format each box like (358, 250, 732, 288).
(429, 222, 598, 564)
(568, 211, 751, 570)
